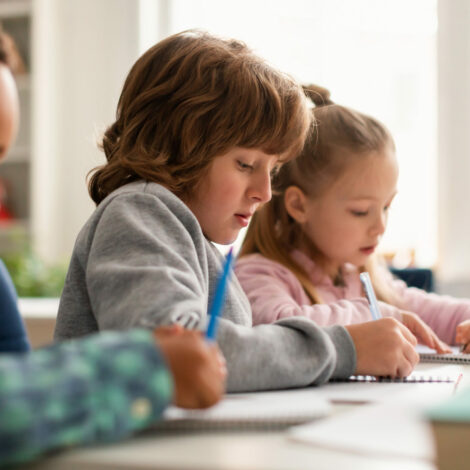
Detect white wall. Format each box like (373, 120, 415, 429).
(437, 0, 470, 288)
(31, 0, 142, 262)
(27, 0, 470, 292)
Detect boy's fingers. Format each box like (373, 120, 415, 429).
(397, 346, 418, 378)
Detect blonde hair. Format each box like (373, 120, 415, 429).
(89, 30, 311, 205)
(241, 84, 399, 305)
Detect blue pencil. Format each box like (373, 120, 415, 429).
(205, 247, 234, 341)
(359, 272, 382, 321)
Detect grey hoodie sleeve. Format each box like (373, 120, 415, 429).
(218, 318, 355, 392)
(84, 192, 209, 331)
(77, 188, 356, 392)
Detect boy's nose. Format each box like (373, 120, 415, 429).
(250, 170, 272, 203)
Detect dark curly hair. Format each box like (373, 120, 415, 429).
(88, 30, 311, 205)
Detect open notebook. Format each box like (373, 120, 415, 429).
(309, 365, 462, 404)
(153, 389, 331, 431)
(417, 345, 470, 364)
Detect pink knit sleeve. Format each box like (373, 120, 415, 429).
(235, 255, 401, 326)
(388, 273, 470, 345)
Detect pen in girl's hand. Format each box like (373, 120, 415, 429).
(360, 272, 382, 321)
(205, 247, 234, 342)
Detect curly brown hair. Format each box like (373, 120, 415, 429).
(89, 30, 311, 205)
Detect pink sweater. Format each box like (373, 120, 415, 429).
(235, 251, 470, 345)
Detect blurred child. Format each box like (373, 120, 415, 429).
(237, 84, 470, 352)
(55, 31, 420, 386)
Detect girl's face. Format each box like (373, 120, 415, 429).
(186, 147, 279, 244)
(300, 148, 398, 277)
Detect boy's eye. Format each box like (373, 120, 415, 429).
(237, 160, 254, 171)
(351, 210, 368, 217)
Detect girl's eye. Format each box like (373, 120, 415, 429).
(237, 160, 254, 171)
(383, 205, 391, 212)
(351, 210, 368, 217)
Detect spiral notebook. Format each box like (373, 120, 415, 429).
(331, 371, 454, 383)
(312, 368, 460, 404)
(153, 390, 331, 431)
(417, 345, 470, 364)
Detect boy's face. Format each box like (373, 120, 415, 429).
(0, 64, 19, 162)
(300, 148, 398, 277)
(186, 147, 279, 244)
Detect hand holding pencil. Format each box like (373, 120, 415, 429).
(153, 248, 234, 409)
(155, 327, 226, 409)
(345, 271, 419, 378)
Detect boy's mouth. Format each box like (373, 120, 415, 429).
(234, 213, 252, 227)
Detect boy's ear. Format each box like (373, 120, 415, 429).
(284, 186, 309, 223)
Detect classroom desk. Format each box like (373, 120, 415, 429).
(26, 362, 470, 470)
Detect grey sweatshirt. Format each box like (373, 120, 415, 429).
(55, 181, 356, 392)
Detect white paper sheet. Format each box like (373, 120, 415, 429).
(289, 402, 435, 460)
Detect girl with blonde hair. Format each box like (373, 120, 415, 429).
(237, 84, 470, 352)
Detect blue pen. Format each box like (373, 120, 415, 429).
(359, 272, 382, 320)
(205, 247, 234, 341)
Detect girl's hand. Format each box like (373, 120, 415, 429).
(455, 320, 470, 352)
(400, 311, 451, 354)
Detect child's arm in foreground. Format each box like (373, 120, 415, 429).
(0, 327, 225, 466)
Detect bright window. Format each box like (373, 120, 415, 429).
(164, 0, 438, 266)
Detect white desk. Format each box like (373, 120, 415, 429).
(26, 363, 470, 470)
(18, 297, 58, 348)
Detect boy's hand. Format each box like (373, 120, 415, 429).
(345, 317, 419, 378)
(400, 311, 451, 354)
(455, 320, 470, 352)
(154, 327, 226, 409)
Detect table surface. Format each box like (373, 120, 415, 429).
(26, 362, 470, 470)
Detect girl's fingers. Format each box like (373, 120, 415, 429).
(409, 319, 434, 349)
(402, 312, 448, 352)
(434, 338, 452, 354)
(420, 327, 435, 350)
(397, 321, 418, 346)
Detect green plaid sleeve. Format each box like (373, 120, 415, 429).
(0, 329, 173, 466)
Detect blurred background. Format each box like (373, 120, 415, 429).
(0, 0, 469, 310)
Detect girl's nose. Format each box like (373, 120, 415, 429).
(370, 212, 387, 236)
